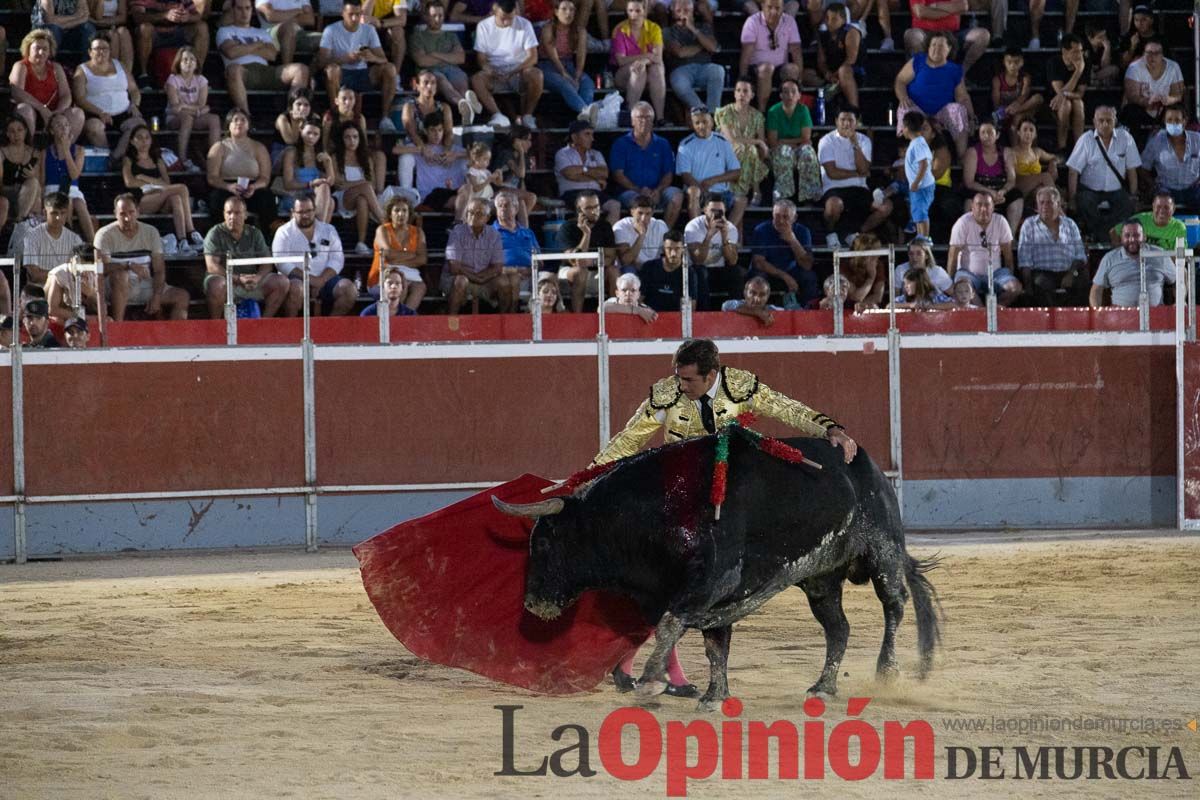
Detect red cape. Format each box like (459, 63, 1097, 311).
(353, 474, 654, 694)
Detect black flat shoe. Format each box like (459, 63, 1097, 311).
(611, 667, 637, 693)
(664, 682, 699, 698)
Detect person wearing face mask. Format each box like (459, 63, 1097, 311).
(1139, 105, 1200, 210)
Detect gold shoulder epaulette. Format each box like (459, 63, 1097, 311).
(721, 367, 760, 403)
(649, 376, 682, 410)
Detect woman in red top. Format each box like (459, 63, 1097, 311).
(370, 195, 428, 311)
(7, 29, 85, 141)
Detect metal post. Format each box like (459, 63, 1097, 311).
(224, 252, 237, 346)
(886, 245, 897, 333)
(378, 285, 390, 344)
(531, 272, 543, 342)
(2, 257, 25, 563)
(302, 251, 317, 552)
(888, 325, 904, 517)
(681, 261, 693, 339)
(1138, 250, 1150, 332)
(596, 247, 606, 339)
(1176, 243, 1187, 529)
(832, 250, 844, 337)
(986, 250, 998, 333)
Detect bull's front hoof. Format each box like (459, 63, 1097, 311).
(876, 663, 900, 682)
(806, 682, 837, 699)
(635, 680, 667, 699)
(696, 697, 721, 713)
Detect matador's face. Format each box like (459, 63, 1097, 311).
(675, 364, 718, 401)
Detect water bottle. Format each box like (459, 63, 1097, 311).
(816, 88, 826, 126)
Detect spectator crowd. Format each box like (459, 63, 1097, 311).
(0, 0, 1197, 346)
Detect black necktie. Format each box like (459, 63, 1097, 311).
(699, 394, 716, 434)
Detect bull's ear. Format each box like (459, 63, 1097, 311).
(491, 496, 565, 518)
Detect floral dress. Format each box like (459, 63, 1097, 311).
(713, 103, 768, 197)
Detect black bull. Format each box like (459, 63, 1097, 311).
(494, 431, 942, 710)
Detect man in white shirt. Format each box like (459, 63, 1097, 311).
(613, 195, 669, 270)
(946, 192, 1021, 307)
(683, 193, 741, 309)
(94, 194, 190, 320)
(317, 0, 399, 131)
(255, 0, 321, 64)
(219, 0, 311, 114)
(554, 119, 620, 222)
(17, 192, 83, 286)
(817, 107, 890, 249)
(271, 195, 357, 315)
(469, 0, 542, 130)
(1066, 105, 1140, 241)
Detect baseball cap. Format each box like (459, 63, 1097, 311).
(64, 316, 89, 333)
(24, 299, 49, 317)
(568, 119, 594, 135)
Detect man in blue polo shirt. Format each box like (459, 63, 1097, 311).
(492, 189, 541, 307)
(676, 105, 744, 227)
(748, 198, 819, 307)
(609, 101, 685, 229)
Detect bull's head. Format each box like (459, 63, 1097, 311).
(492, 495, 578, 621)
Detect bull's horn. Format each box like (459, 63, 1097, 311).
(491, 496, 565, 518)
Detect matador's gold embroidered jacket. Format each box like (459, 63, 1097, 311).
(593, 366, 840, 465)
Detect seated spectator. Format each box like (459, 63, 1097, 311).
(256, 0, 322, 64)
(1120, 36, 1184, 147)
(91, 1, 134, 73)
(840, 232, 887, 311)
(812, 271, 852, 311)
(684, 192, 741, 308)
(363, 0, 410, 73)
(893, 235, 951, 296)
(73, 32, 144, 162)
(714, 76, 768, 207)
(331, 121, 386, 256)
(44, 244, 101, 322)
(603, 272, 659, 323)
(123, 125, 201, 255)
(895, 31, 972, 158)
(664, 0, 723, 114)
(559, 190, 620, 312)
(279, 116, 334, 221)
(16, 193, 83, 287)
(492, 189, 539, 307)
(449, 0, 493, 24)
(410, 112, 467, 212)
(923, 118, 961, 241)
(9, 29, 86, 139)
(95, 194, 190, 319)
(947, 192, 1021, 306)
(738, 0, 802, 113)
(539, 0, 598, 123)
(492, 124, 537, 223)
(1011, 116, 1058, 200)
(203, 195, 292, 318)
(218, 0, 311, 116)
(21, 299, 61, 347)
(0, 315, 13, 348)
(2, 117, 45, 229)
(811, 3, 863, 110)
(722, 274, 780, 326)
(613, 195, 669, 271)
(164, 47, 220, 171)
(444, 198, 511, 314)
(274, 89, 312, 153)
(1085, 22, 1120, 88)
(1066, 106, 1139, 241)
(361, 266, 418, 316)
(369, 194, 427, 309)
(533, 276, 562, 315)
(962, 119, 1023, 236)
(904, 0, 988, 78)
(132, 0, 210, 89)
(272, 194, 357, 316)
(409, 1, 473, 112)
(639, 229, 698, 312)
(1047, 34, 1089, 152)
(1111, 191, 1186, 250)
(471, 0, 543, 130)
(554, 119, 621, 223)
(455, 142, 504, 222)
(610, 0, 666, 122)
(609, 103, 684, 227)
(1118, 4, 1156, 70)
(992, 46, 1042, 131)
(322, 86, 387, 183)
(677, 106, 743, 226)
(34, 0, 98, 54)
(1028, 0, 1079, 49)
(62, 315, 89, 347)
(951, 278, 980, 307)
(43, 111, 96, 243)
(207, 108, 277, 227)
(894, 268, 952, 309)
(1140, 106, 1200, 209)
(768, 78, 821, 205)
(1018, 185, 1088, 307)
(1090, 219, 1172, 308)
(317, 0, 399, 132)
(818, 106, 891, 249)
(747, 198, 817, 307)
(575, 0, 610, 39)
(394, 72, 453, 194)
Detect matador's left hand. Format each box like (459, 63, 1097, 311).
(828, 428, 857, 464)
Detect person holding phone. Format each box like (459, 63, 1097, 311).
(683, 192, 740, 309)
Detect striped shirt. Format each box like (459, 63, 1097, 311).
(1140, 130, 1200, 192)
(1017, 214, 1087, 273)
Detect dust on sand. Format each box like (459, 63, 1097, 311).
(1, 533, 1197, 799)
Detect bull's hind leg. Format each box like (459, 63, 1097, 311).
(697, 625, 732, 712)
(872, 557, 910, 680)
(799, 572, 849, 698)
(634, 613, 686, 699)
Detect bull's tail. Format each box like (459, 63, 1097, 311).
(905, 553, 944, 679)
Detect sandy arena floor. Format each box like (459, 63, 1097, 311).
(1, 531, 1198, 799)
